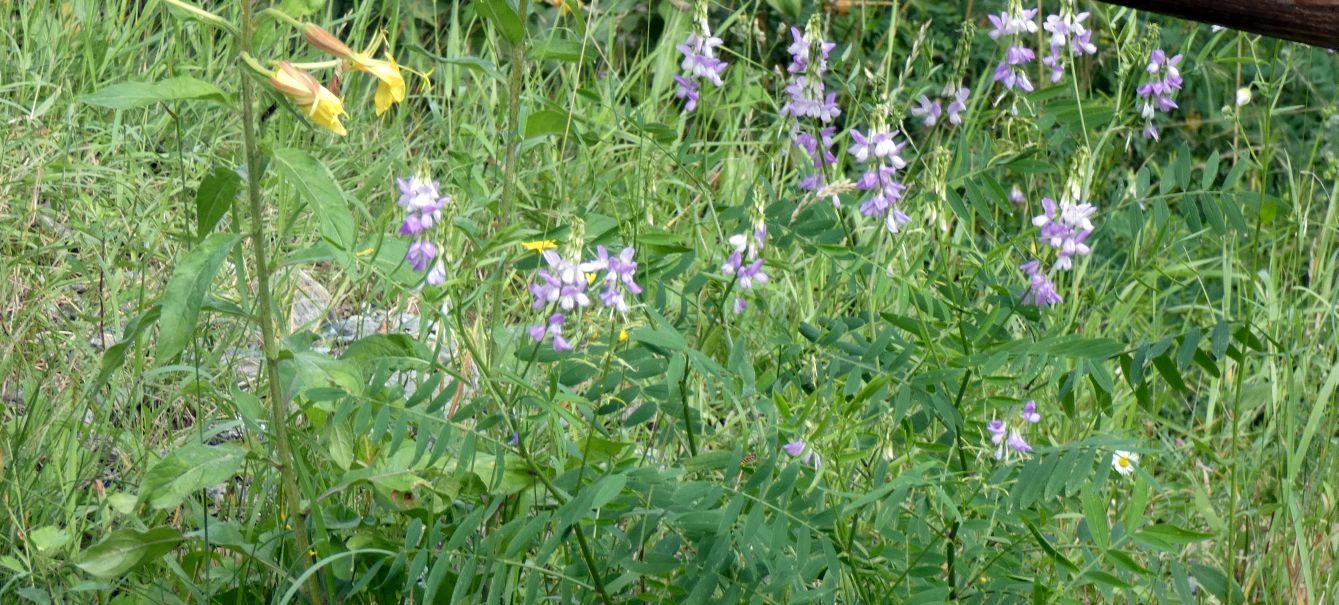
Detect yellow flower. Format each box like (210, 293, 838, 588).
(305, 24, 406, 116)
(521, 240, 558, 252)
(269, 62, 347, 136)
(618, 328, 629, 343)
(356, 52, 405, 116)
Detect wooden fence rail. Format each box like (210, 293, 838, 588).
(1094, 0, 1339, 48)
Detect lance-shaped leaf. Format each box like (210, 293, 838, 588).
(139, 442, 247, 510)
(271, 147, 356, 253)
(83, 77, 226, 109)
(195, 165, 241, 241)
(157, 233, 241, 363)
(74, 527, 184, 578)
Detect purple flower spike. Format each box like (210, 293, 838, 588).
(396, 175, 452, 279)
(1032, 197, 1096, 270)
(674, 26, 727, 114)
(1138, 48, 1184, 139)
(990, 8, 1046, 93)
(851, 127, 911, 234)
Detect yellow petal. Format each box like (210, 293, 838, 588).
(353, 53, 405, 115)
(306, 86, 348, 136)
(618, 328, 628, 343)
(521, 240, 557, 252)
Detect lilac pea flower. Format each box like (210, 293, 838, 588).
(989, 419, 1008, 459)
(1020, 260, 1063, 306)
(782, 440, 821, 469)
(1007, 431, 1033, 454)
(1009, 184, 1026, 205)
(1022, 400, 1040, 423)
(406, 240, 437, 272)
(427, 261, 447, 286)
(988, 419, 1008, 443)
(910, 95, 942, 127)
(674, 75, 700, 112)
(946, 86, 970, 125)
(529, 313, 573, 352)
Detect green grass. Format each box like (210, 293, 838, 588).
(2, 0, 1337, 603)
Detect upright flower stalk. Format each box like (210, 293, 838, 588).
(1018, 175, 1097, 307)
(720, 202, 768, 314)
(1041, 7, 1097, 84)
(525, 229, 642, 353)
(238, 4, 322, 603)
(988, 400, 1042, 460)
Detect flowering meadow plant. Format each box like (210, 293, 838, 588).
(16, 1, 1339, 603)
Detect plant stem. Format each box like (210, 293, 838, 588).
(497, 0, 530, 218)
(238, 3, 322, 603)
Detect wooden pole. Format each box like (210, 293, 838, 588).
(1094, 0, 1339, 49)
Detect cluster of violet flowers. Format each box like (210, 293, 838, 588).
(781, 21, 841, 203)
(1019, 192, 1097, 306)
(849, 124, 911, 233)
(673, 14, 728, 113)
(1137, 49, 1184, 140)
(988, 6, 1039, 92)
(528, 245, 641, 352)
(397, 175, 451, 285)
(910, 84, 970, 127)
(990, 5, 1099, 93)
(721, 224, 768, 314)
(1041, 11, 1097, 83)
(988, 400, 1041, 460)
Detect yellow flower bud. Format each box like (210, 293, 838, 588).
(303, 24, 407, 115)
(269, 62, 320, 104)
(303, 24, 356, 59)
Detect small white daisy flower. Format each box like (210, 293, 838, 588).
(1112, 450, 1140, 476)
